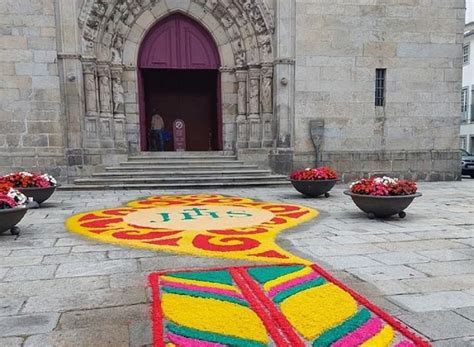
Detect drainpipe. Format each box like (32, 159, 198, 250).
(310, 119, 325, 167)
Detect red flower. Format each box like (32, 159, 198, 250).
(290, 167, 338, 181)
(0, 182, 13, 194)
(0, 172, 52, 188)
(350, 177, 417, 196)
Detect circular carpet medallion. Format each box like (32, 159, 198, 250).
(65, 194, 318, 264)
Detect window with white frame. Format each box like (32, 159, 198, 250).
(471, 88, 474, 122)
(461, 136, 467, 150)
(470, 136, 474, 154)
(464, 43, 470, 65)
(462, 87, 469, 121)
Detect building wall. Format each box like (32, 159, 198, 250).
(0, 0, 66, 179)
(293, 0, 464, 181)
(461, 24, 474, 154)
(0, 0, 466, 183)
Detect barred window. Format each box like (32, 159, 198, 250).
(375, 69, 386, 107)
(462, 88, 469, 120)
(464, 44, 470, 65)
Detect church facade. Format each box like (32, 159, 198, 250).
(0, 0, 465, 182)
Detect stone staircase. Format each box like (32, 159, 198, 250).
(62, 151, 289, 190)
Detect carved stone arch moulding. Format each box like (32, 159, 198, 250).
(79, 0, 274, 67)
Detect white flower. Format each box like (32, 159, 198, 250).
(41, 173, 57, 186)
(349, 180, 361, 188)
(373, 176, 398, 186)
(7, 188, 27, 207)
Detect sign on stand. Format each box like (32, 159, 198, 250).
(173, 119, 186, 151)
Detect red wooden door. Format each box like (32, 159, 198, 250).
(138, 14, 221, 151)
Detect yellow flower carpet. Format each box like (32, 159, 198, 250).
(65, 195, 429, 346)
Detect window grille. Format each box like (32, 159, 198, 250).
(462, 88, 469, 122)
(375, 69, 386, 107)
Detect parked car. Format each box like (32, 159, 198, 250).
(461, 149, 474, 178)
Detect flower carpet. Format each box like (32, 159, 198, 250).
(65, 194, 429, 346)
(150, 265, 429, 347)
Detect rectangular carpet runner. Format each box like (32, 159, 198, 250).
(149, 264, 430, 347)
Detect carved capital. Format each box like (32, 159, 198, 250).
(97, 63, 111, 77)
(235, 69, 248, 82)
(261, 63, 273, 78)
(248, 65, 261, 79)
(82, 60, 97, 75)
(110, 65, 124, 80)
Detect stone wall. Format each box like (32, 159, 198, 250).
(292, 0, 465, 181)
(0, 0, 465, 183)
(0, 0, 66, 179)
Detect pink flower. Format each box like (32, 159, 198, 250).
(0, 195, 17, 209)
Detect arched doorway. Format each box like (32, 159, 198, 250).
(137, 13, 222, 151)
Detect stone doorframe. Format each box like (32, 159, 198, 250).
(78, 0, 276, 153)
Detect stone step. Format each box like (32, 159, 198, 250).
(60, 180, 290, 190)
(118, 160, 244, 166)
(93, 169, 272, 178)
(131, 151, 226, 157)
(127, 155, 237, 161)
(67, 150, 286, 190)
(105, 164, 259, 172)
(74, 175, 288, 185)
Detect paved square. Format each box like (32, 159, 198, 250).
(0, 181, 473, 346)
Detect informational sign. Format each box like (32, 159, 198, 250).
(173, 119, 186, 151)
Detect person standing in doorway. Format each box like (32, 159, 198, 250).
(150, 111, 165, 151)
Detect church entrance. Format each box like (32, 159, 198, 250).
(142, 69, 219, 151)
(137, 13, 222, 152)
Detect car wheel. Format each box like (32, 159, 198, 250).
(471, 175, 474, 178)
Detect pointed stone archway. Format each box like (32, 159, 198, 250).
(78, 0, 276, 154)
(137, 13, 222, 151)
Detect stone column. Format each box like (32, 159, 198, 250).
(269, 0, 297, 174)
(235, 69, 248, 148)
(248, 65, 261, 148)
(97, 64, 114, 142)
(83, 60, 98, 117)
(111, 65, 126, 149)
(274, 0, 296, 149)
(261, 63, 274, 147)
(82, 60, 99, 143)
(57, 0, 91, 179)
(98, 64, 113, 116)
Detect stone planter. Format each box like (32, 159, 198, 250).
(290, 179, 337, 198)
(0, 207, 27, 235)
(344, 191, 422, 219)
(18, 186, 56, 205)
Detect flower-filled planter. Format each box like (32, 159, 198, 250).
(289, 167, 338, 198)
(0, 172, 57, 205)
(344, 176, 422, 219)
(0, 182, 28, 235)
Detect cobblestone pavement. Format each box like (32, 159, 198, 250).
(1, 181, 474, 346)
